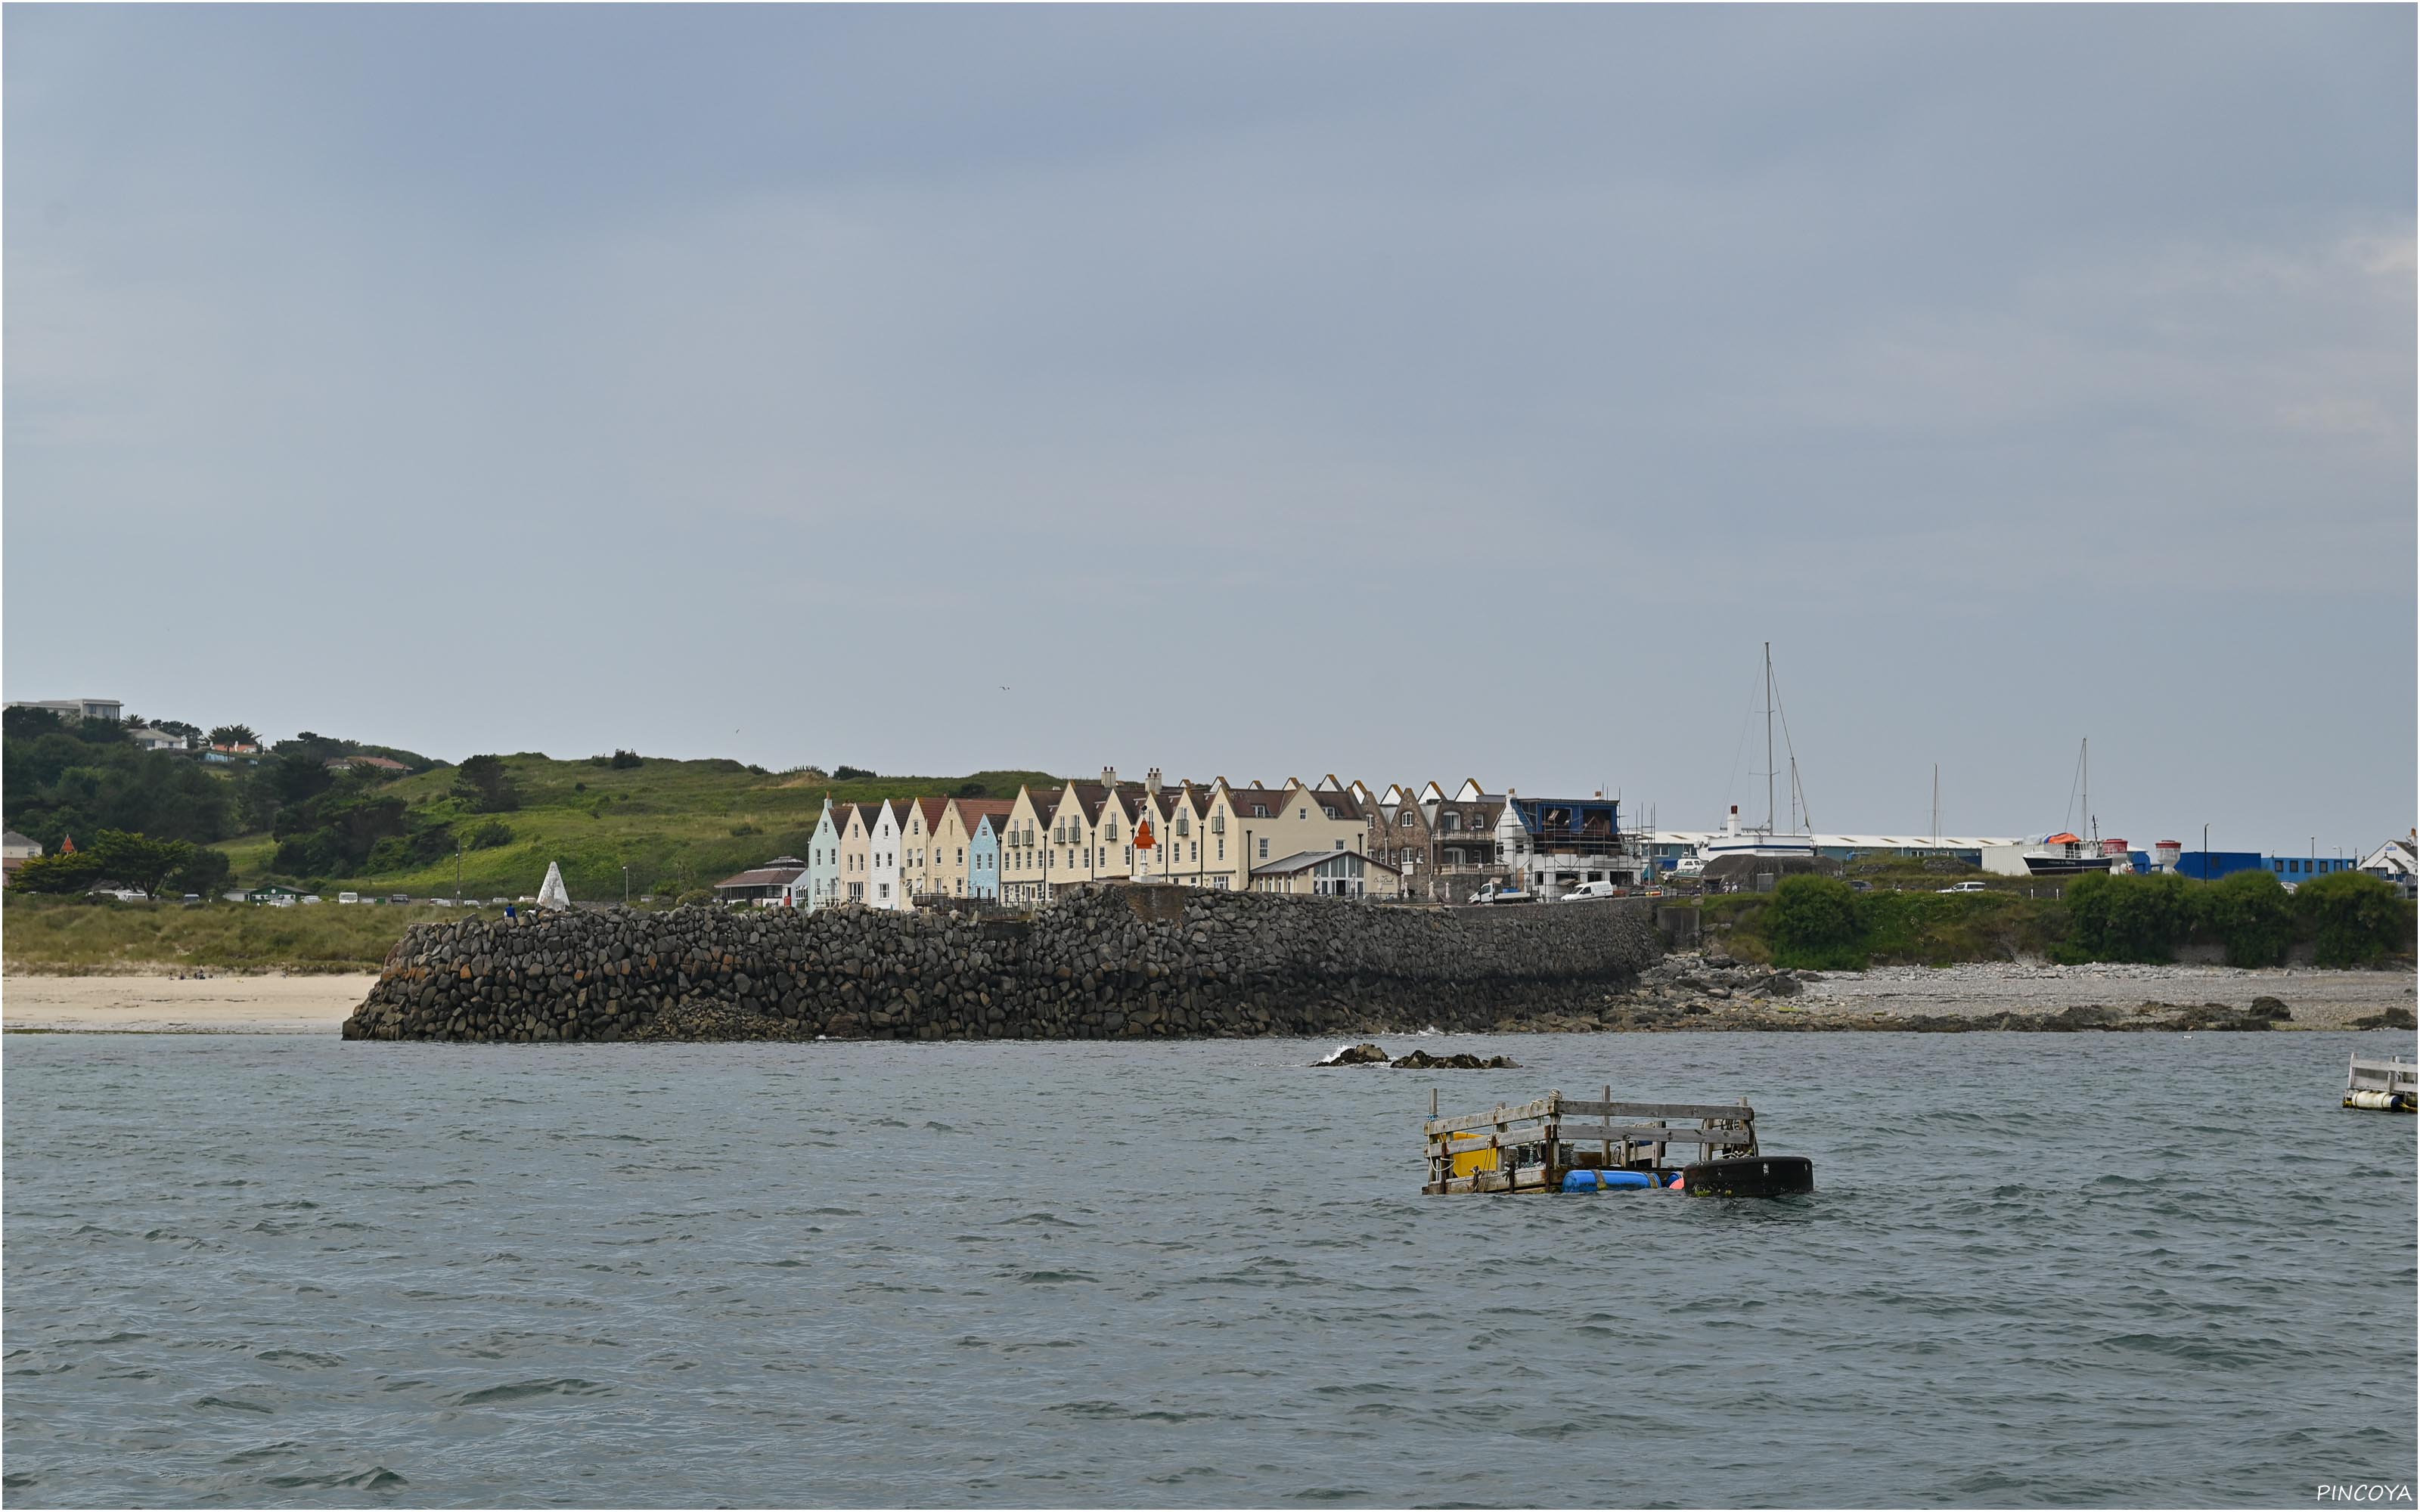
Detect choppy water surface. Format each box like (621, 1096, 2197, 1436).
(5, 1029, 2414, 1507)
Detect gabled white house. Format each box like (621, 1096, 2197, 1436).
(867, 799, 907, 911)
(798, 798, 842, 909)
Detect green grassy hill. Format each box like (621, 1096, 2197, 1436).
(215, 758, 1059, 902)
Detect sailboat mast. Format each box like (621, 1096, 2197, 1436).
(1932, 764, 1940, 843)
(1764, 642, 1776, 835)
(2083, 737, 2090, 842)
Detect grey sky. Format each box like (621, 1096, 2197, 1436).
(7, 5, 2412, 853)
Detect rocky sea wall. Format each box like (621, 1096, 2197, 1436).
(340, 885, 1664, 1043)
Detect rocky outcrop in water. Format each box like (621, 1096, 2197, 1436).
(342, 885, 1662, 1044)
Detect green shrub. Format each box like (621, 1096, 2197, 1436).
(2294, 872, 2416, 968)
(464, 820, 516, 851)
(2189, 869, 2296, 966)
(1765, 875, 1867, 970)
(2061, 871, 2190, 963)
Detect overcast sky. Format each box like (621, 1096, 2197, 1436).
(6, 6, 2412, 852)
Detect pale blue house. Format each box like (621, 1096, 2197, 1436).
(799, 797, 842, 911)
(969, 812, 1004, 900)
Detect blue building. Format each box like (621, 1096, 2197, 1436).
(2263, 854, 2356, 885)
(969, 813, 1004, 900)
(2176, 851, 2357, 883)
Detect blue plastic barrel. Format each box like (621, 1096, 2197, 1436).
(1562, 1170, 1655, 1191)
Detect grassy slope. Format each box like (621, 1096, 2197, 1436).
(211, 758, 1059, 901)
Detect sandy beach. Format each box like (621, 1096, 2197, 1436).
(2, 974, 375, 1034)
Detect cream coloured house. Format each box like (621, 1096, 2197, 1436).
(836, 803, 874, 905)
(998, 785, 1062, 906)
(932, 798, 1016, 899)
(899, 796, 951, 903)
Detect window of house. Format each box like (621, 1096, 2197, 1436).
(1323, 806, 1337, 819)
(1211, 813, 1224, 834)
(1217, 838, 1224, 860)
(1125, 845, 1134, 865)
(1258, 838, 1269, 859)
(1252, 805, 1267, 818)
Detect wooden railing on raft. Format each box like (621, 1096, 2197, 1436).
(1422, 1088, 1759, 1194)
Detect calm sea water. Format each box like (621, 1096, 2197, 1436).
(5, 1029, 2414, 1508)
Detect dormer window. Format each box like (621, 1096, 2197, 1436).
(1252, 805, 1267, 818)
(1322, 806, 1337, 819)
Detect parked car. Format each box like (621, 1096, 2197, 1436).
(389, 893, 411, 904)
(266, 895, 296, 908)
(1558, 881, 1619, 903)
(337, 891, 361, 904)
(301, 894, 324, 904)
(1936, 880, 1990, 894)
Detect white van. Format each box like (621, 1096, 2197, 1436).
(1559, 880, 1619, 902)
(337, 891, 361, 905)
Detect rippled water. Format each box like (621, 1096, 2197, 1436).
(5, 1029, 2414, 1507)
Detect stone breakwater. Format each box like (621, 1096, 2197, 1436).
(340, 885, 1664, 1043)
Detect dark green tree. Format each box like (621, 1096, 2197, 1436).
(3, 705, 65, 741)
(164, 847, 234, 898)
(208, 723, 259, 748)
(2063, 871, 2192, 962)
(451, 754, 520, 813)
(9, 847, 103, 893)
(86, 830, 196, 898)
(2294, 872, 2417, 968)
(1766, 875, 1867, 970)
(2189, 869, 2297, 966)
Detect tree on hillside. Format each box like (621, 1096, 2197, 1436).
(2, 705, 64, 741)
(833, 765, 874, 780)
(209, 723, 259, 748)
(3, 731, 236, 847)
(149, 719, 203, 741)
(9, 847, 102, 893)
(88, 830, 196, 898)
(451, 754, 520, 813)
(11, 829, 193, 897)
(165, 846, 233, 898)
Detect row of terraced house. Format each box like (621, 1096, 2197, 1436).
(713, 770, 1643, 910)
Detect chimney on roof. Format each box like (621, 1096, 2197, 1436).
(1146, 767, 1162, 792)
(1102, 766, 1117, 788)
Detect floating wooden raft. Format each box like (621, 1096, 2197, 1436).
(1422, 1088, 1760, 1195)
(2344, 1055, 2417, 1113)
